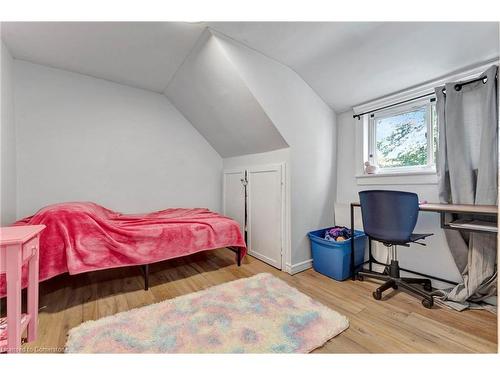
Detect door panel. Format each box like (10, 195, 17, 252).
(247, 165, 282, 269)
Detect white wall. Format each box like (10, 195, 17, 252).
(335, 110, 462, 289)
(223, 148, 292, 270)
(14, 61, 222, 218)
(0, 41, 16, 225)
(215, 33, 337, 267)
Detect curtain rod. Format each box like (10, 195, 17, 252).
(352, 92, 435, 120)
(353, 72, 496, 120)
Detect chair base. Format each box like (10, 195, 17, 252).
(357, 267, 434, 309)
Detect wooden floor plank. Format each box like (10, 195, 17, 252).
(3, 248, 496, 353)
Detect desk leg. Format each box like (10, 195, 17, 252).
(27, 241, 39, 342)
(350, 203, 355, 280)
(6, 244, 22, 353)
(368, 238, 372, 272)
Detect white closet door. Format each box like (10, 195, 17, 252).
(247, 165, 282, 269)
(223, 170, 246, 234)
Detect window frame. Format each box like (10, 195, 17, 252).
(367, 97, 437, 175)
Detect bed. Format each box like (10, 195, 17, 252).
(0, 202, 246, 297)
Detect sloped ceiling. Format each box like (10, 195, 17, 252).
(0, 22, 205, 92)
(164, 30, 288, 157)
(208, 22, 500, 112)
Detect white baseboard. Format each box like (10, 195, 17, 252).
(284, 258, 313, 275)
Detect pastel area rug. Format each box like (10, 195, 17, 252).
(65, 273, 349, 353)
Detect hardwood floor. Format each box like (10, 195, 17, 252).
(4, 248, 497, 353)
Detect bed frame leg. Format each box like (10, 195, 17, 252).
(142, 264, 149, 290)
(228, 247, 242, 266)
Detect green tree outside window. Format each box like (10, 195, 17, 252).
(375, 107, 429, 168)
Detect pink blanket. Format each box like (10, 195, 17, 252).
(0, 202, 246, 297)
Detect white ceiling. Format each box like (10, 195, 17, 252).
(208, 22, 500, 112)
(2, 22, 499, 112)
(0, 22, 205, 92)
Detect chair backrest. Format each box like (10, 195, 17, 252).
(359, 190, 419, 244)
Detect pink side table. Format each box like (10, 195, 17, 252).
(0, 225, 45, 353)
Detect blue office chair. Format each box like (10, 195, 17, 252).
(357, 190, 435, 308)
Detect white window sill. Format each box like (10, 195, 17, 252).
(355, 170, 437, 185)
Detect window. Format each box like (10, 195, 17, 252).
(368, 98, 437, 174)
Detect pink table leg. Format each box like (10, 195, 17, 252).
(27, 239, 39, 342)
(6, 244, 22, 353)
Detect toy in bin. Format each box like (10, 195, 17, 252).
(324, 226, 352, 242)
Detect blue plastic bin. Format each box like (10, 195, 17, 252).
(307, 228, 366, 281)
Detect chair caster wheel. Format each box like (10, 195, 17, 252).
(424, 283, 432, 292)
(373, 290, 382, 300)
(422, 298, 434, 309)
(356, 274, 364, 281)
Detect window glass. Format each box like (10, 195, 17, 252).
(374, 106, 429, 169)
